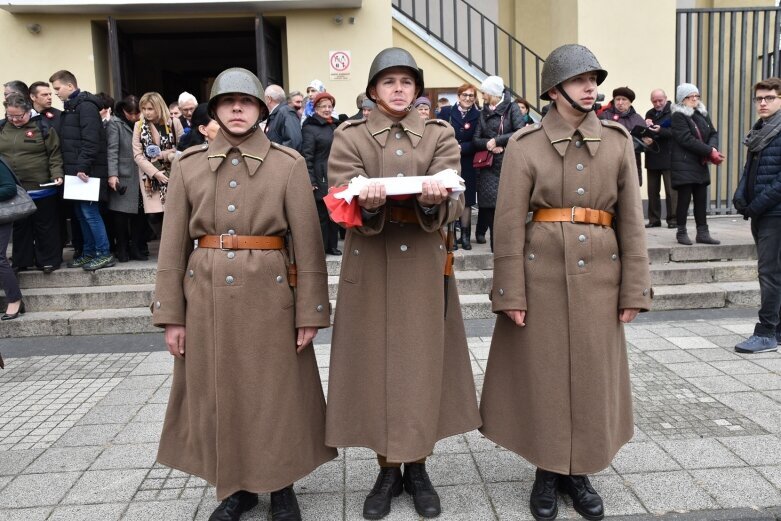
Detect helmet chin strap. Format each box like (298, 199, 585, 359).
(555, 84, 593, 113)
(215, 115, 260, 139)
(375, 97, 411, 119)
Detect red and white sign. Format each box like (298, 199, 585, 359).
(329, 50, 351, 81)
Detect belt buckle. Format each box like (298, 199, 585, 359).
(218, 233, 233, 251)
(570, 206, 579, 224)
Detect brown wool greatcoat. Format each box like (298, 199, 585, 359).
(325, 109, 482, 463)
(480, 107, 653, 475)
(151, 129, 337, 499)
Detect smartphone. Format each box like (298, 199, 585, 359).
(39, 181, 58, 187)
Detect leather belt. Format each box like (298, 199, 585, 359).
(532, 207, 614, 227)
(198, 234, 285, 250)
(386, 206, 419, 224)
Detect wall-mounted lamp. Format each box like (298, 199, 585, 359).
(333, 15, 343, 25)
(26, 23, 41, 35)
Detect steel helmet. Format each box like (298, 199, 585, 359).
(207, 67, 267, 118)
(365, 47, 424, 100)
(540, 44, 607, 101)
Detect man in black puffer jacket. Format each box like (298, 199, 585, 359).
(50, 70, 114, 271)
(733, 77, 781, 354)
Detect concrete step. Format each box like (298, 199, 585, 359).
(16, 263, 157, 289)
(2, 284, 155, 312)
(0, 307, 158, 339)
(649, 260, 757, 286)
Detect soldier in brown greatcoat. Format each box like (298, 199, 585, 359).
(479, 45, 653, 521)
(325, 48, 482, 520)
(151, 67, 336, 521)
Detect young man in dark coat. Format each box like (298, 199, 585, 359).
(644, 89, 677, 228)
(50, 69, 114, 271)
(733, 77, 781, 354)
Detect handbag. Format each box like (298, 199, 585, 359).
(0, 161, 37, 225)
(472, 111, 506, 169)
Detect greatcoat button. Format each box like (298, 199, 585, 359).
(643, 288, 649, 296)
(316, 304, 324, 312)
(400, 244, 408, 252)
(226, 276, 234, 284)
(229, 180, 237, 188)
(231, 158, 239, 166)
(498, 288, 504, 296)
(188, 270, 194, 277)
(395, 132, 402, 139)
(395, 149, 404, 156)
(611, 253, 618, 261)
(575, 141, 583, 148)
(577, 259, 586, 268)
(397, 172, 404, 177)
(576, 163, 584, 171)
(528, 253, 535, 260)
(353, 249, 360, 255)
(439, 245, 444, 250)
(276, 275, 284, 283)
(576, 188, 585, 195)
(578, 234, 586, 242)
(228, 229, 236, 235)
(155, 301, 161, 309)
(227, 204, 236, 212)
(227, 251, 236, 259)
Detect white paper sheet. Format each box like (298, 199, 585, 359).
(334, 169, 464, 204)
(63, 175, 101, 202)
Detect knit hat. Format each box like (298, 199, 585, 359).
(676, 83, 699, 103)
(413, 96, 431, 108)
(308, 79, 325, 93)
(480, 76, 504, 97)
(313, 91, 335, 108)
(612, 86, 635, 102)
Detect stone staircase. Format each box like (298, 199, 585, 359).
(0, 218, 760, 338)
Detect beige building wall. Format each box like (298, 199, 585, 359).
(0, 11, 99, 109)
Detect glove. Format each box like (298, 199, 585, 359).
(733, 197, 748, 214)
(709, 149, 725, 165)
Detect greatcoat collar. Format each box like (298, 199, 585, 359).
(542, 105, 602, 158)
(366, 108, 425, 148)
(206, 128, 271, 177)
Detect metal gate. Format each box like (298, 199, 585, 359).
(676, 7, 781, 213)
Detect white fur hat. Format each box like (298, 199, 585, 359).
(308, 79, 325, 93)
(480, 76, 504, 97)
(676, 83, 699, 104)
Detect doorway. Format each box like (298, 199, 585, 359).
(105, 16, 283, 105)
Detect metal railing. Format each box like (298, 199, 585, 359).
(677, 7, 781, 214)
(392, 0, 545, 112)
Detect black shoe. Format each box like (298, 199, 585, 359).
(42, 265, 58, 274)
(475, 234, 486, 244)
(403, 463, 441, 518)
(1, 301, 25, 321)
(461, 226, 472, 250)
(363, 467, 403, 520)
(129, 248, 149, 261)
(695, 225, 720, 245)
(558, 475, 604, 521)
(530, 468, 559, 521)
(326, 248, 343, 256)
(209, 490, 258, 521)
(270, 485, 301, 521)
(645, 222, 662, 228)
(667, 222, 677, 229)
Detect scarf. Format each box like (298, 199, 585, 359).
(139, 118, 175, 206)
(745, 109, 781, 152)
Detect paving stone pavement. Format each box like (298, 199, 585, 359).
(1, 317, 780, 520)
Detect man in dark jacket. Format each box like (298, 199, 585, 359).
(263, 84, 302, 151)
(733, 77, 781, 354)
(644, 89, 677, 228)
(50, 70, 114, 271)
(599, 86, 646, 185)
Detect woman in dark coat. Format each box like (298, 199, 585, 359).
(670, 83, 723, 245)
(302, 91, 341, 255)
(472, 75, 524, 251)
(439, 83, 480, 249)
(0, 158, 24, 320)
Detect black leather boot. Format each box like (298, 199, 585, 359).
(403, 462, 441, 518)
(461, 226, 472, 250)
(529, 468, 559, 521)
(676, 226, 693, 245)
(363, 467, 403, 520)
(695, 224, 720, 244)
(270, 485, 301, 521)
(558, 474, 604, 521)
(209, 490, 258, 521)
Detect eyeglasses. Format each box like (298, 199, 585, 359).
(754, 95, 779, 104)
(459, 93, 475, 98)
(5, 113, 28, 121)
(685, 94, 701, 100)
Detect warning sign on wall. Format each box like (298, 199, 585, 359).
(329, 50, 351, 81)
